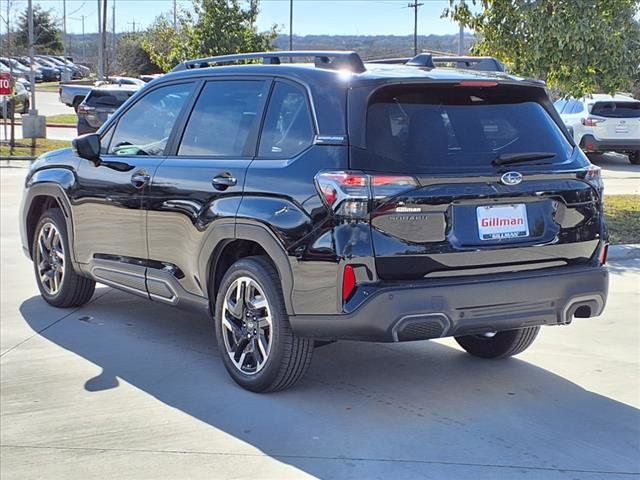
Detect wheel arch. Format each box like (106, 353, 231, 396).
(199, 222, 295, 315)
(22, 177, 76, 264)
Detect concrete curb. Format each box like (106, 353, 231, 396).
(608, 244, 640, 261)
(12, 122, 76, 129)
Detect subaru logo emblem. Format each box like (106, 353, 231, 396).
(501, 171, 523, 185)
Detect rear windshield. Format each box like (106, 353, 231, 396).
(591, 101, 640, 118)
(86, 90, 134, 108)
(360, 85, 572, 173)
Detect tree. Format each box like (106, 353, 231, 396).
(142, 0, 278, 72)
(15, 5, 63, 54)
(446, 0, 640, 97)
(113, 33, 162, 76)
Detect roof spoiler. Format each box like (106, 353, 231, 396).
(171, 51, 367, 74)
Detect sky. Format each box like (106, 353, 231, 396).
(4, 0, 471, 36)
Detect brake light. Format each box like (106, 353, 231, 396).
(315, 171, 418, 218)
(457, 81, 498, 87)
(583, 165, 603, 192)
(582, 117, 604, 127)
(77, 104, 94, 115)
(342, 265, 357, 302)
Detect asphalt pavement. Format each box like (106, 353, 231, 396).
(0, 166, 638, 479)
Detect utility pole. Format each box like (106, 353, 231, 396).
(458, 0, 465, 55)
(62, 0, 68, 79)
(81, 15, 86, 63)
(102, 0, 108, 77)
(112, 0, 116, 71)
(289, 0, 293, 50)
(97, 0, 103, 80)
(173, 0, 177, 30)
(407, 0, 424, 56)
(128, 20, 136, 33)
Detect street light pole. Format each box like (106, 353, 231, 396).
(289, 0, 293, 51)
(97, 0, 103, 80)
(28, 0, 36, 114)
(63, 0, 66, 57)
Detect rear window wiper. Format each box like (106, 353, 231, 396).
(492, 152, 556, 166)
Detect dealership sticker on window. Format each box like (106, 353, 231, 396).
(477, 204, 529, 240)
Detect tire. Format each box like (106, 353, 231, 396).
(629, 152, 640, 165)
(454, 326, 540, 359)
(32, 208, 96, 308)
(214, 256, 313, 392)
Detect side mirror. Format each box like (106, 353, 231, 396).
(72, 133, 101, 165)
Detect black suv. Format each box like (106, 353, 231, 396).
(20, 51, 609, 392)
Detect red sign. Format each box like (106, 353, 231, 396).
(0, 73, 11, 95)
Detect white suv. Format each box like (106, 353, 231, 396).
(554, 94, 640, 164)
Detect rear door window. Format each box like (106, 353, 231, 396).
(178, 80, 266, 157)
(591, 101, 640, 118)
(86, 90, 134, 108)
(258, 82, 315, 158)
(359, 85, 572, 173)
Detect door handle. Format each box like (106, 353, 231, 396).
(131, 170, 151, 189)
(212, 173, 237, 191)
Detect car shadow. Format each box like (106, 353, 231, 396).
(18, 290, 640, 478)
(589, 152, 639, 173)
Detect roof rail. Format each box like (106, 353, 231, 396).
(171, 51, 366, 73)
(365, 57, 411, 65)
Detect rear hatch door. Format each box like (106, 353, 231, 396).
(589, 100, 640, 140)
(349, 82, 603, 280)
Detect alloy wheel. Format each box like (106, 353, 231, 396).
(221, 276, 273, 375)
(35, 222, 65, 295)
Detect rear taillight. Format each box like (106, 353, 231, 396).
(583, 165, 603, 193)
(582, 117, 605, 127)
(77, 104, 94, 115)
(315, 171, 418, 218)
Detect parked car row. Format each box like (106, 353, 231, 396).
(555, 94, 640, 164)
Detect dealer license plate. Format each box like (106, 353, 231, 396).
(477, 204, 529, 240)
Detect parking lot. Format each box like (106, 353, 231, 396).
(0, 166, 638, 479)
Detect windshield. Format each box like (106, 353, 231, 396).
(360, 85, 573, 173)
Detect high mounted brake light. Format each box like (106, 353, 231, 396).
(315, 171, 418, 219)
(457, 81, 498, 87)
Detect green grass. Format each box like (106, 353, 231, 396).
(35, 81, 61, 92)
(604, 195, 640, 244)
(46, 114, 77, 125)
(0, 139, 70, 158)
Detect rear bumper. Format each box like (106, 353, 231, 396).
(289, 265, 609, 342)
(580, 135, 640, 153)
